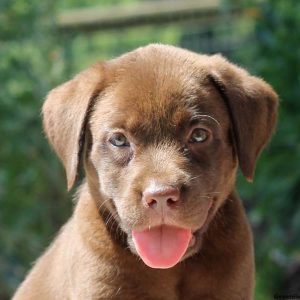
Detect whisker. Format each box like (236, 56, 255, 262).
(97, 198, 111, 211)
(105, 212, 117, 228)
(189, 175, 201, 182)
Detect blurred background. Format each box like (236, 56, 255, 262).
(1, 0, 300, 299)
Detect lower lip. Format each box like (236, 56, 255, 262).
(188, 234, 196, 247)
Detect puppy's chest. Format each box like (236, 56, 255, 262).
(87, 260, 181, 300)
(93, 267, 213, 300)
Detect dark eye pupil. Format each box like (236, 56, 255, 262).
(190, 128, 208, 143)
(110, 134, 129, 147)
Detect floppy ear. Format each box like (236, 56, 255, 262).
(208, 55, 279, 181)
(42, 63, 105, 190)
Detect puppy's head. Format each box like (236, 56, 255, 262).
(43, 45, 278, 269)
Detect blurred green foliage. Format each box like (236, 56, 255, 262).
(234, 0, 300, 298)
(0, 0, 299, 299)
(0, 1, 70, 298)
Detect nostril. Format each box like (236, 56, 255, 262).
(166, 197, 178, 207)
(147, 198, 157, 208)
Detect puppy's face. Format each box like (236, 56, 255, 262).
(43, 45, 278, 269)
(89, 60, 237, 263)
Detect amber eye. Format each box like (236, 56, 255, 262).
(188, 128, 209, 143)
(109, 133, 130, 147)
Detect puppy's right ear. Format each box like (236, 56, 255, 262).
(42, 63, 105, 190)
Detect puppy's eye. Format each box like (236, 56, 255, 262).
(109, 133, 130, 147)
(188, 128, 209, 143)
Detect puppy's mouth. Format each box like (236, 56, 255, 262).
(131, 200, 215, 269)
(132, 225, 192, 269)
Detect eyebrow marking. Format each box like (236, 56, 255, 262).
(190, 114, 221, 127)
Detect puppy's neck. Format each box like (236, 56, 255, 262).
(201, 192, 253, 255)
(74, 183, 128, 251)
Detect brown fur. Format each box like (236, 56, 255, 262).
(13, 44, 278, 300)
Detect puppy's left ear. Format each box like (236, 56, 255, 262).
(208, 55, 279, 181)
(42, 63, 106, 190)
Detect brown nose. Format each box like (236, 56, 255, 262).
(142, 185, 180, 209)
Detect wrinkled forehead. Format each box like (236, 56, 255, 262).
(91, 59, 229, 139)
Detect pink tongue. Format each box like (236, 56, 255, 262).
(132, 225, 191, 269)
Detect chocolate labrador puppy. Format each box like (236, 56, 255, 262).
(14, 44, 278, 300)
